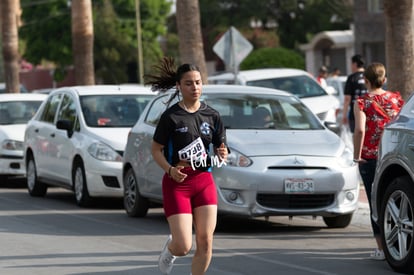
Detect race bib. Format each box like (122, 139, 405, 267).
(178, 137, 207, 162)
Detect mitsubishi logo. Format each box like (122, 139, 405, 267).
(293, 157, 304, 165)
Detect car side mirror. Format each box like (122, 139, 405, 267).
(56, 119, 74, 138)
(324, 121, 340, 135)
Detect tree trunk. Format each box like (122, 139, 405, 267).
(71, 0, 95, 85)
(1, 0, 20, 93)
(384, 0, 414, 100)
(176, 0, 208, 83)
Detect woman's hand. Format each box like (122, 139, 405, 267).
(169, 165, 187, 182)
(216, 143, 228, 162)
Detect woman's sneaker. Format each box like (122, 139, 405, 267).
(158, 235, 176, 274)
(370, 248, 385, 260)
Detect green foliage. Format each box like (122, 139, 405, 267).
(20, 0, 72, 67)
(93, 0, 134, 83)
(19, 0, 171, 84)
(198, 0, 353, 50)
(275, 0, 352, 48)
(240, 47, 305, 70)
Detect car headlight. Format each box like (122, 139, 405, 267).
(337, 147, 354, 167)
(226, 148, 252, 167)
(87, 142, 122, 162)
(1, 139, 24, 151)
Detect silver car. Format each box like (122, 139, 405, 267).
(24, 85, 154, 206)
(371, 93, 414, 273)
(123, 85, 360, 228)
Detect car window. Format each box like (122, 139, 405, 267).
(145, 94, 173, 126)
(0, 100, 43, 125)
(246, 75, 327, 98)
(57, 94, 78, 130)
(40, 93, 62, 123)
(80, 94, 153, 127)
(202, 93, 323, 130)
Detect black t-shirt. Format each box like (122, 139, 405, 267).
(344, 71, 367, 120)
(153, 102, 226, 166)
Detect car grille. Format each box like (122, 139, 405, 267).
(257, 193, 335, 209)
(102, 176, 120, 188)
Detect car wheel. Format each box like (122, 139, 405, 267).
(123, 168, 149, 217)
(322, 213, 352, 228)
(26, 154, 47, 196)
(379, 175, 414, 273)
(73, 160, 92, 207)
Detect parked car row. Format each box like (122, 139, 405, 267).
(3, 78, 412, 271)
(1, 82, 359, 229)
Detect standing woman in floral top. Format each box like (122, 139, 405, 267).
(353, 62, 404, 260)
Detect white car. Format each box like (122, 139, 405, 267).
(208, 68, 340, 123)
(122, 85, 360, 227)
(24, 85, 155, 206)
(0, 93, 47, 183)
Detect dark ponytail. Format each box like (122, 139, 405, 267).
(144, 57, 201, 105)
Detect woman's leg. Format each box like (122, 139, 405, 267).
(191, 204, 217, 275)
(167, 213, 194, 256)
(359, 160, 382, 242)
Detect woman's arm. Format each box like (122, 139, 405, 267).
(151, 141, 171, 174)
(151, 140, 187, 182)
(353, 100, 366, 161)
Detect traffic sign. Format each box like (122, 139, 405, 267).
(213, 26, 253, 72)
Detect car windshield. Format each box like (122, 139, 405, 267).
(246, 75, 327, 98)
(0, 101, 43, 125)
(80, 94, 154, 127)
(201, 93, 324, 130)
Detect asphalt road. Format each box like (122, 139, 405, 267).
(0, 178, 396, 275)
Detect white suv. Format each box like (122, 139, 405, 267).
(208, 68, 340, 123)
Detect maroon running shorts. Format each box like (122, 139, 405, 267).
(162, 167, 218, 218)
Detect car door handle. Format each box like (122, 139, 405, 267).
(50, 133, 55, 138)
(34, 129, 39, 133)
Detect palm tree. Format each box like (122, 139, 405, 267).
(384, 0, 414, 100)
(1, 0, 20, 93)
(175, 0, 208, 83)
(71, 0, 95, 85)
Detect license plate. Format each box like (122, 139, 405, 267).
(284, 178, 314, 194)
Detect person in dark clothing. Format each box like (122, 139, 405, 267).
(146, 57, 228, 275)
(342, 54, 367, 132)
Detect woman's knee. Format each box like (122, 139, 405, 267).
(195, 233, 213, 252)
(171, 239, 192, 256)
